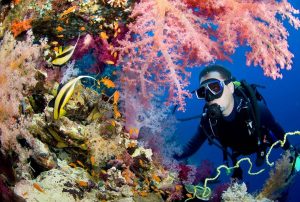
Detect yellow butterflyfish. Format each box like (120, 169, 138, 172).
(53, 76, 96, 120)
(52, 34, 80, 66)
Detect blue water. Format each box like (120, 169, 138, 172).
(174, 0, 300, 200)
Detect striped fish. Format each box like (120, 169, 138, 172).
(52, 35, 80, 66)
(53, 76, 96, 120)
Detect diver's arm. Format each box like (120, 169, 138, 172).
(174, 124, 207, 160)
(259, 102, 290, 149)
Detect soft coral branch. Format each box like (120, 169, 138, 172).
(186, 0, 300, 79)
(116, 0, 223, 111)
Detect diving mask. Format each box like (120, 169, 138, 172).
(196, 78, 232, 102)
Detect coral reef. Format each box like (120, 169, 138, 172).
(222, 182, 272, 202)
(0, 0, 299, 201)
(0, 61, 182, 201)
(220, 150, 297, 202)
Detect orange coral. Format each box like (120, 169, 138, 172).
(11, 19, 32, 37)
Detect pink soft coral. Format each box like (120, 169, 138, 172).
(186, 0, 300, 79)
(116, 0, 299, 130)
(116, 0, 225, 111)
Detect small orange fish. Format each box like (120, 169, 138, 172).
(113, 91, 120, 104)
(186, 193, 193, 198)
(51, 41, 59, 46)
(57, 34, 64, 38)
(127, 142, 137, 148)
(80, 26, 86, 31)
(101, 78, 115, 88)
(139, 159, 144, 167)
(56, 26, 64, 32)
(90, 156, 95, 166)
(76, 160, 85, 167)
(152, 174, 161, 182)
(129, 128, 139, 137)
(100, 32, 108, 40)
(139, 191, 148, 197)
(13, 0, 21, 5)
(77, 180, 88, 187)
(105, 60, 115, 65)
(69, 162, 77, 168)
(60, 6, 77, 18)
(114, 105, 121, 119)
(111, 120, 116, 126)
(113, 52, 118, 58)
(175, 184, 182, 191)
(33, 183, 45, 193)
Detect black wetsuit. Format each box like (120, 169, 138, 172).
(177, 94, 289, 161)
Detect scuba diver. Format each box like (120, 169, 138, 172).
(174, 64, 299, 180)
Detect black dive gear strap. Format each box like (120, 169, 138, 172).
(234, 80, 266, 164)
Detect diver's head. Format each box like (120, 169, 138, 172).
(196, 65, 235, 116)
